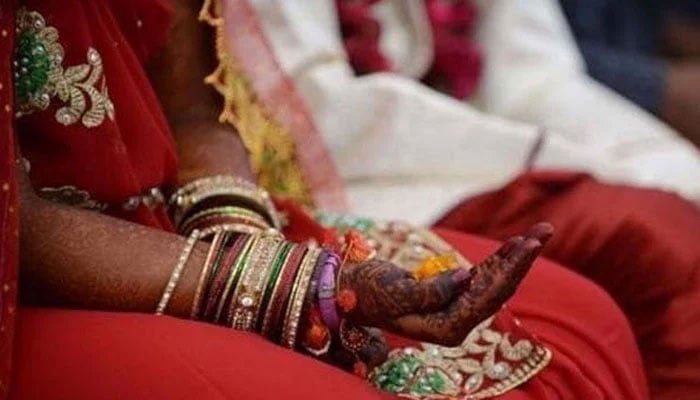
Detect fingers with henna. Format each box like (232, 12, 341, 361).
(387, 237, 544, 346)
(524, 222, 554, 244)
(386, 268, 473, 316)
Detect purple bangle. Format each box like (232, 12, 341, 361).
(317, 251, 341, 332)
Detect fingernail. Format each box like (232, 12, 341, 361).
(524, 238, 541, 250)
(527, 223, 554, 241)
(451, 268, 471, 284)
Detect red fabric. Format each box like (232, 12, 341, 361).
(0, 1, 177, 393)
(11, 231, 647, 400)
(0, 2, 20, 396)
(436, 171, 700, 400)
(17, 0, 178, 230)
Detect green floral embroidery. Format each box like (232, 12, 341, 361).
(14, 8, 115, 128)
(373, 352, 458, 397)
(370, 317, 552, 399)
(314, 211, 376, 233)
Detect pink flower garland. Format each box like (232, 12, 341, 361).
(336, 0, 483, 99)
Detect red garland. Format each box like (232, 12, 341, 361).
(336, 0, 483, 99)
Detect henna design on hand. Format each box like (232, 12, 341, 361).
(340, 223, 554, 347)
(339, 259, 468, 327)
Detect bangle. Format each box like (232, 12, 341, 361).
(201, 234, 248, 322)
(169, 175, 281, 229)
(282, 247, 321, 348)
(299, 251, 332, 355)
(317, 251, 341, 332)
(183, 215, 269, 236)
(230, 233, 284, 330)
(178, 206, 271, 234)
(156, 229, 201, 315)
(189, 230, 229, 319)
(262, 243, 307, 340)
(215, 234, 257, 324)
(256, 242, 293, 332)
(200, 224, 280, 239)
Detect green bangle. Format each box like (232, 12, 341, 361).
(215, 235, 257, 324)
(256, 242, 293, 332)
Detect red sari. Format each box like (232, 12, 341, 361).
(0, 1, 647, 399)
(437, 171, 700, 400)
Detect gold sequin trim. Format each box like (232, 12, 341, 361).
(15, 8, 115, 128)
(372, 316, 552, 399)
(38, 186, 107, 211)
(38, 185, 165, 212)
(198, 0, 314, 206)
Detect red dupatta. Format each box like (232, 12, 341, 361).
(0, 0, 178, 393)
(0, 2, 19, 395)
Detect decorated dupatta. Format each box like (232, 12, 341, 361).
(199, 0, 347, 212)
(0, 2, 19, 395)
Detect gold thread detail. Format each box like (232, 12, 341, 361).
(198, 0, 314, 206)
(15, 8, 115, 128)
(38, 186, 107, 211)
(371, 316, 552, 399)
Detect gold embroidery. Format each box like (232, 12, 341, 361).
(199, 0, 314, 206)
(316, 213, 552, 399)
(315, 214, 472, 272)
(372, 317, 552, 399)
(38, 186, 107, 211)
(15, 8, 115, 128)
(38, 186, 166, 212)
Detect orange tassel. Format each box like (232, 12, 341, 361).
(353, 361, 368, 378)
(344, 230, 374, 263)
(337, 289, 358, 313)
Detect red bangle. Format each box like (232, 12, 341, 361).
(264, 244, 307, 341)
(200, 234, 248, 321)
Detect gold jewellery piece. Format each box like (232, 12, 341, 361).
(169, 175, 281, 230)
(189, 229, 227, 319)
(156, 229, 201, 315)
(282, 246, 321, 348)
(199, 225, 282, 240)
(229, 232, 285, 331)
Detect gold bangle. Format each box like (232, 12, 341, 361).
(230, 232, 284, 331)
(181, 214, 269, 237)
(215, 235, 258, 323)
(189, 229, 227, 319)
(260, 243, 296, 335)
(156, 229, 201, 315)
(282, 246, 321, 348)
(179, 206, 270, 233)
(199, 224, 281, 240)
(169, 175, 280, 229)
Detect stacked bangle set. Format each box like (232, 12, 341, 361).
(156, 175, 351, 356)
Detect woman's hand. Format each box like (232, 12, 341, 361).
(339, 223, 553, 347)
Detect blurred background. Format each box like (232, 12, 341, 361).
(251, 0, 700, 224)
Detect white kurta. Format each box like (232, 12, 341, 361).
(248, 0, 700, 225)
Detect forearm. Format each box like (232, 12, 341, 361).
(148, 0, 254, 185)
(20, 196, 206, 317)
